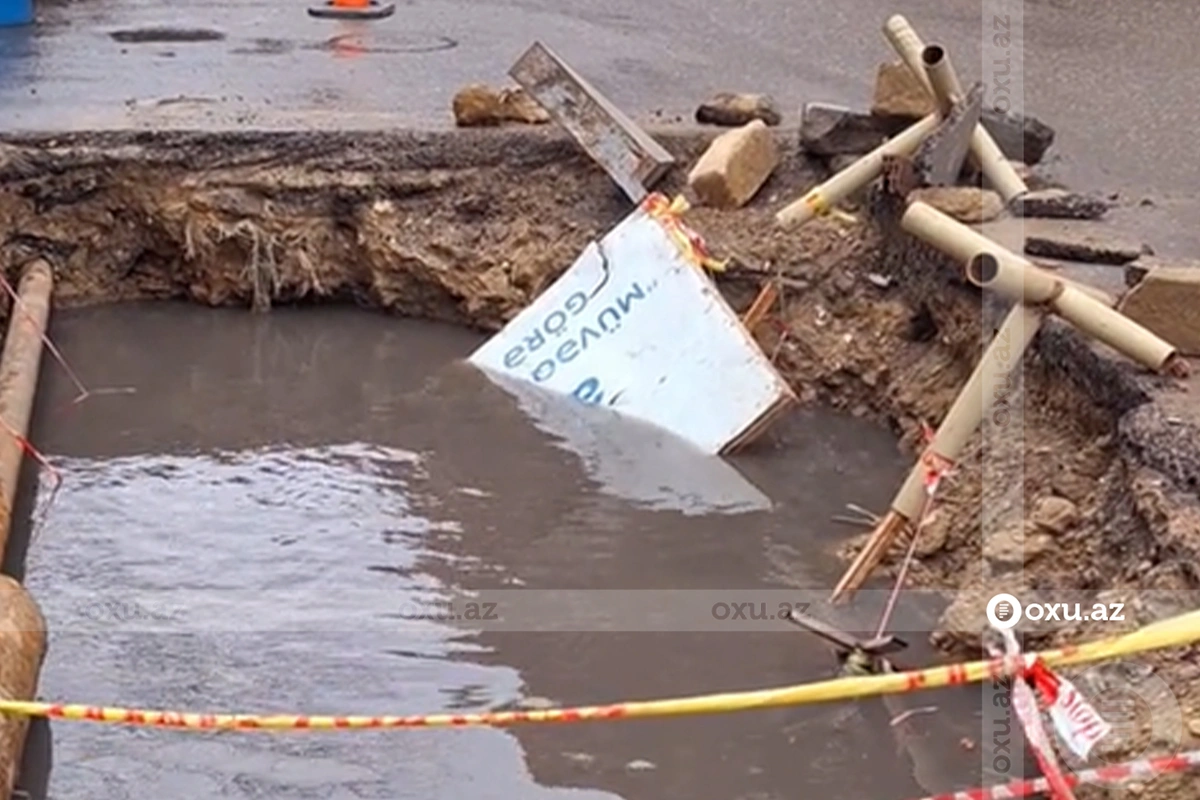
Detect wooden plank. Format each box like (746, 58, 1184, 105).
(509, 42, 675, 203)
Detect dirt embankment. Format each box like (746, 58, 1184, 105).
(2, 127, 1200, 777)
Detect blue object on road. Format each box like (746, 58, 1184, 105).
(0, 0, 33, 27)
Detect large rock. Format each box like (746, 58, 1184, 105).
(1010, 188, 1109, 220)
(1117, 259, 1200, 356)
(1025, 227, 1145, 265)
(909, 186, 1005, 223)
(452, 84, 550, 127)
(980, 108, 1056, 165)
(687, 120, 779, 208)
(871, 62, 936, 122)
(800, 103, 889, 156)
(695, 92, 782, 127)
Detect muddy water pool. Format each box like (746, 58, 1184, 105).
(15, 303, 985, 800)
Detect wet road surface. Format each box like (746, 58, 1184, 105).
(15, 304, 988, 799)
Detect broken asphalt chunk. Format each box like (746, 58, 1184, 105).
(1024, 226, 1145, 265)
(1010, 188, 1110, 220)
(695, 93, 782, 127)
(509, 41, 674, 204)
(913, 83, 983, 186)
(980, 108, 1056, 165)
(800, 103, 890, 156)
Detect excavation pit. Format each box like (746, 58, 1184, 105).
(2, 127, 1200, 798)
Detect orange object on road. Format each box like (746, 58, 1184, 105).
(307, 0, 395, 19)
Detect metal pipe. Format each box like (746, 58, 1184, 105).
(0, 259, 53, 548)
(0, 259, 51, 797)
(967, 252, 1178, 374)
(883, 16, 1028, 202)
(776, 113, 939, 228)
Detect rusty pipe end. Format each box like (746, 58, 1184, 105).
(966, 252, 1000, 287)
(19, 258, 53, 286)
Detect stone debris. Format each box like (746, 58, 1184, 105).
(980, 108, 1056, 165)
(1024, 226, 1146, 265)
(868, 62, 1055, 164)
(870, 61, 935, 122)
(695, 92, 782, 127)
(1011, 188, 1110, 220)
(687, 120, 780, 209)
(1117, 259, 1200, 356)
(984, 520, 1053, 568)
(935, 577, 1054, 650)
(1031, 495, 1080, 535)
(800, 103, 889, 156)
(908, 186, 1004, 223)
(452, 84, 550, 127)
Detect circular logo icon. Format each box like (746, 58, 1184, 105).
(986, 593, 1023, 629)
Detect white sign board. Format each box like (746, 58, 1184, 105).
(482, 371, 773, 515)
(468, 201, 795, 455)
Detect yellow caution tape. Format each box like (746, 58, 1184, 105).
(641, 193, 729, 273)
(5, 608, 1199, 731)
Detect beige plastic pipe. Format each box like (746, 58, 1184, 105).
(891, 301, 1043, 521)
(900, 201, 1111, 304)
(883, 16, 1027, 202)
(900, 200, 1178, 372)
(776, 113, 939, 228)
(883, 15, 933, 94)
(966, 252, 1178, 373)
(921, 45, 961, 114)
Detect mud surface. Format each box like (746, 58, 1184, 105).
(18, 304, 984, 800)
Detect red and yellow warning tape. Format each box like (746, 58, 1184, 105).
(640, 193, 729, 273)
(4, 608, 1199, 731)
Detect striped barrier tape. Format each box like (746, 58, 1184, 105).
(640, 193, 729, 273)
(904, 747, 1200, 800)
(2, 608, 1199, 731)
(988, 631, 1076, 800)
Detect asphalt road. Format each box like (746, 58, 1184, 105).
(1, 0, 1197, 253)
